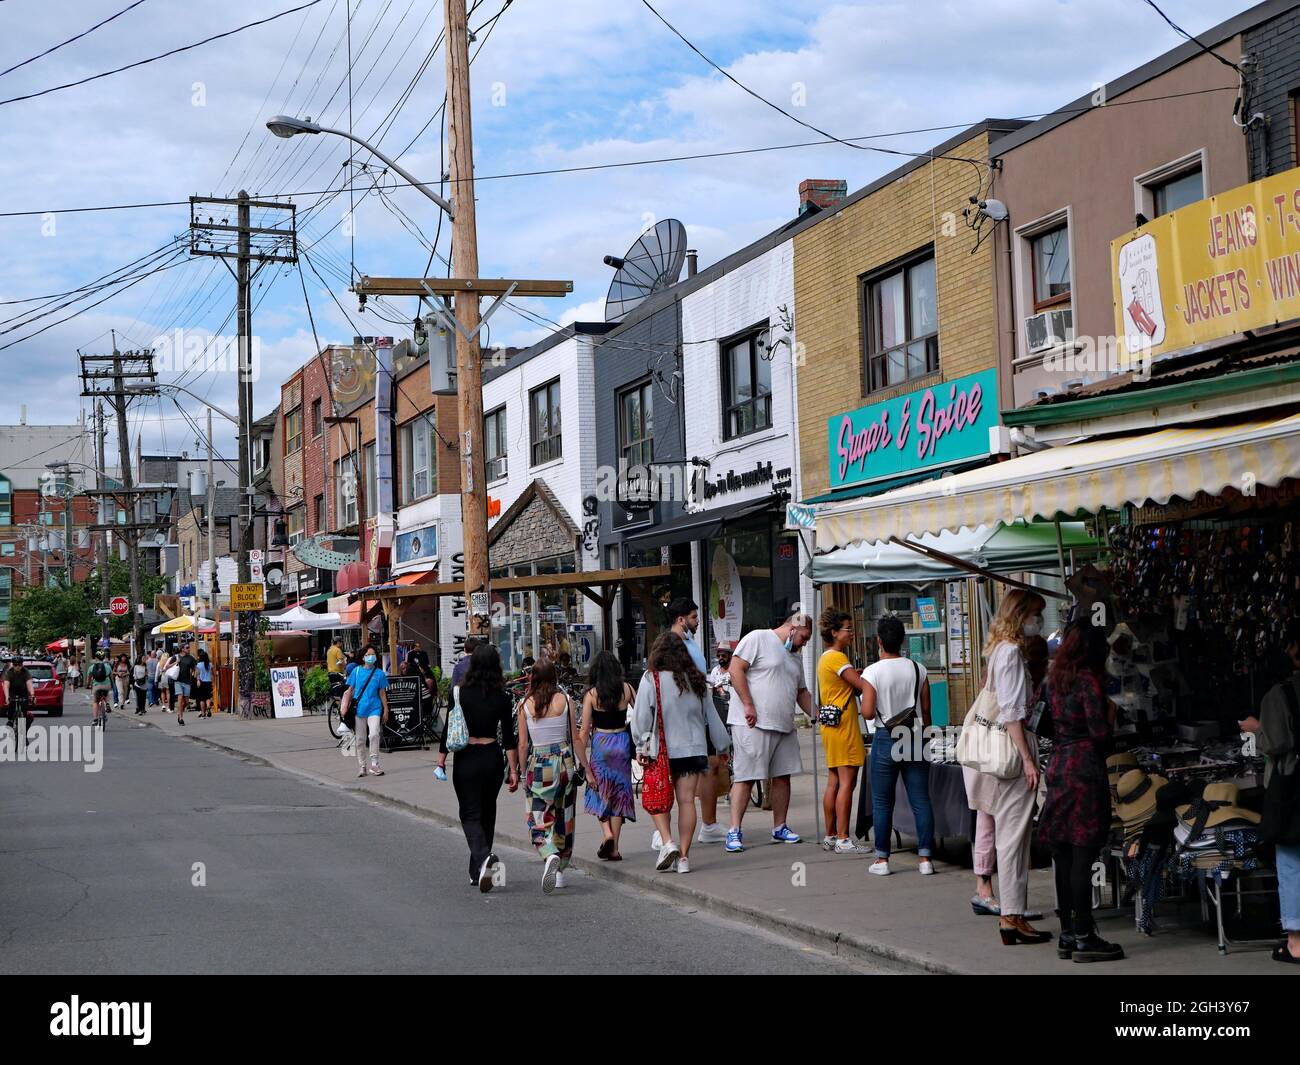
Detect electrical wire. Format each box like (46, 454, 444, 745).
(0, 0, 328, 108)
(0, 0, 150, 80)
(1141, 0, 1241, 71)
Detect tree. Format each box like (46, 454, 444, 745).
(7, 583, 97, 649)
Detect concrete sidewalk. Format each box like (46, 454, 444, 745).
(126, 701, 1286, 975)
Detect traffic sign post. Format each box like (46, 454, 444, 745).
(229, 583, 265, 612)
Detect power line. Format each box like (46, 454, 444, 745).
(0, 0, 327, 108)
(0, 0, 150, 80)
(1141, 0, 1240, 72)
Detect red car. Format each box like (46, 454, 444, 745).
(0, 659, 64, 717)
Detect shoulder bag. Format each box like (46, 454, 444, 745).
(956, 647, 1023, 780)
(818, 654, 855, 727)
(445, 685, 469, 751)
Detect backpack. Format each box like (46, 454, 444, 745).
(90, 661, 109, 683)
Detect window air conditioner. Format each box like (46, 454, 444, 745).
(1025, 308, 1074, 353)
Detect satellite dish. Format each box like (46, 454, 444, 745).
(604, 219, 688, 322)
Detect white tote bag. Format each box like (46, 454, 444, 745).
(956, 649, 1023, 780)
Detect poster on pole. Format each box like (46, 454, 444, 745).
(270, 667, 304, 718)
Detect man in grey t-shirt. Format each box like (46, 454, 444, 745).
(725, 608, 813, 851)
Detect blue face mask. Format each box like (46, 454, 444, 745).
(364, 655, 377, 666)
(784, 636, 795, 652)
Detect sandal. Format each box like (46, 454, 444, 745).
(1273, 942, 1300, 964)
(597, 839, 614, 860)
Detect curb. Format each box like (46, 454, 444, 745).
(139, 714, 951, 974)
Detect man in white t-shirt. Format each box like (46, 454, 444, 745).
(725, 608, 813, 851)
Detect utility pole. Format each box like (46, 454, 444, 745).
(95, 402, 109, 653)
(207, 407, 216, 623)
(445, 0, 488, 638)
(188, 190, 296, 716)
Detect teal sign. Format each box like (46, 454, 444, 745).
(827, 368, 999, 490)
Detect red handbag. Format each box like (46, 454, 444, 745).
(641, 671, 674, 815)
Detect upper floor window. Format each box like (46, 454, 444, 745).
(284, 406, 303, 454)
(721, 329, 772, 439)
(0, 475, 10, 525)
(619, 380, 654, 469)
(1148, 165, 1204, 218)
(401, 416, 436, 504)
(335, 455, 358, 528)
(314, 493, 324, 531)
(529, 380, 561, 466)
(484, 406, 507, 483)
(287, 506, 305, 547)
(1031, 226, 1071, 311)
(863, 251, 938, 393)
(311, 397, 322, 438)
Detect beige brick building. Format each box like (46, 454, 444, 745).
(794, 121, 1025, 500)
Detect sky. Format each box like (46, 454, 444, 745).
(0, 0, 1248, 466)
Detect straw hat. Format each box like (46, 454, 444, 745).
(1107, 752, 1139, 779)
(1115, 769, 1168, 826)
(1176, 782, 1261, 830)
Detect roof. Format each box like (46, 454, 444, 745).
(991, 0, 1299, 157)
(488, 477, 578, 546)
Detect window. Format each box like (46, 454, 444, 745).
(311, 397, 322, 438)
(1, 543, 13, 556)
(619, 380, 654, 469)
(1151, 166, 1203, 217)
(287, 506, 305, 547)
(284, 406, 303, 454)
(1030, 226, 1071, 311)
(335, 455, 358, 528)
(401, 416, 435, 503)
(529, 380, 562, 466)
(721, 329, 772, 439)
(0, 475, 9, 525)
(484, 407, 507, 483)
(314, 493, 324, 531)
(863, 251, 938, 393)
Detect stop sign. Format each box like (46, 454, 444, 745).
(109, 596, 130, 617)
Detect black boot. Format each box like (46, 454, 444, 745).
(1057, 909, 1077, 960)
(1072, 928, 1125, 963)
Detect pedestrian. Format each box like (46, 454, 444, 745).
(816, 608, 866, 854)
(173, 641, 197, 725)
(451, 636, 479, 689)
(724, 606, 813, 852)
(664, 597, 726, 847)
(341, 644, 388, 777)
(1038, 619, 1122, 962)
(88, 653, 112, 727)
(132, 654, 149, 715)
(963, 589, 1052, 946)
(113, 654, 130, 711)
(633, 632, 731, 873)
(194, 649, 214, 718)
(579, 650, 637, 861)
(158, 648, 174, 711)
(55, 652, 68, 688)
(146, 648, 160, 707)
(516, 657, 591, 894)
(67, 656, 80, 691)
(436, 643, 518, 891)
(1240, 619, 1300, 965)
(2, 654, 34, 731)
(326, 636, 346, 677)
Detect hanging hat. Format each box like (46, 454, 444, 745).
(1115, 769, 1167, 825)
(1175, 782, 1261, 831)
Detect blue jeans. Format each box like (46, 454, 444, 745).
(869, 723, 934, 859)
(147, 678, 158, 705)
(1277, 842, 1300, 933)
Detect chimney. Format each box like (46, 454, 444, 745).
(686, 250, 698, 277)
(798, 179, 847, 217)
(19, 404, 27, 425)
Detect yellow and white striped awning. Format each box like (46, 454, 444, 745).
(815, 411, 1300, 550)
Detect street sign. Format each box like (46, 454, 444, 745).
(109, 596, 130, 617)
(229, 583, 265, 611)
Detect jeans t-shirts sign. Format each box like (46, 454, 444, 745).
(827, 369, 999, 490)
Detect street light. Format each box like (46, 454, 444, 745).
(265, 115, 455, 218)
(124, 383, 239, 425)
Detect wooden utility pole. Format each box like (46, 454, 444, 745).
(444, 0, 489, 638)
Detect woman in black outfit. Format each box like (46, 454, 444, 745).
(436, 643, 519, 892)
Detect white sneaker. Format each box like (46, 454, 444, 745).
(834, 838, 859, 854)
(554, 871, 566, 889)
(697, 822, 728, 844)
(821, 834, 836, 851)
(651, 830, 663, 850)
(868, 859, 891, 876)
(541, 853, 560, 895)
(677, 856, 690, 874)
(655, 841, 680, 872)
(919, 859, 936, 875)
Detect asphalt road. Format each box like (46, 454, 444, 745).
(1, 691, 873, 974)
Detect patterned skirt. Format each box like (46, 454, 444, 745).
(525, 741, 578, 869)
(584, 730, 637, 822)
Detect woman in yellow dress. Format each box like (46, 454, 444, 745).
(817, 608, 867, 852)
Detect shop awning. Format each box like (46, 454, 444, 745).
(350, 569, 440, 596)
(266, 606, 347, 631)
(809, 522, 1099, 585)
(815, 411, 1300, 549)
(801, 460, 991, 505)
(623, 495, 781, 550)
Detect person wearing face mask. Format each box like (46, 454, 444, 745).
(724, 607, 814, 852)
(340, 644, 390, 778)
(964, 589, 1053, 946)
(666, 597, 727, 846)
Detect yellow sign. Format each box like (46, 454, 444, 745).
(229, 583, 265, 611)
(1112, 165, 1300, 362)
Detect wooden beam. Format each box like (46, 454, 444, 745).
(577, 586, 609, 610)
(352, 276, 573, 298)
(351, 564, 672, 602)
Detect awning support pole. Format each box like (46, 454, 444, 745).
(1054, 518, 1068, 588)
(885, 537, 1068, 599)
(810, 583, 822, 842)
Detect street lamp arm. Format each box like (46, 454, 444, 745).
(165, 384, 241, 426)
(315, 123, 455, 218)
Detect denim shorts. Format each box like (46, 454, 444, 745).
(175, 682, 192, 697)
